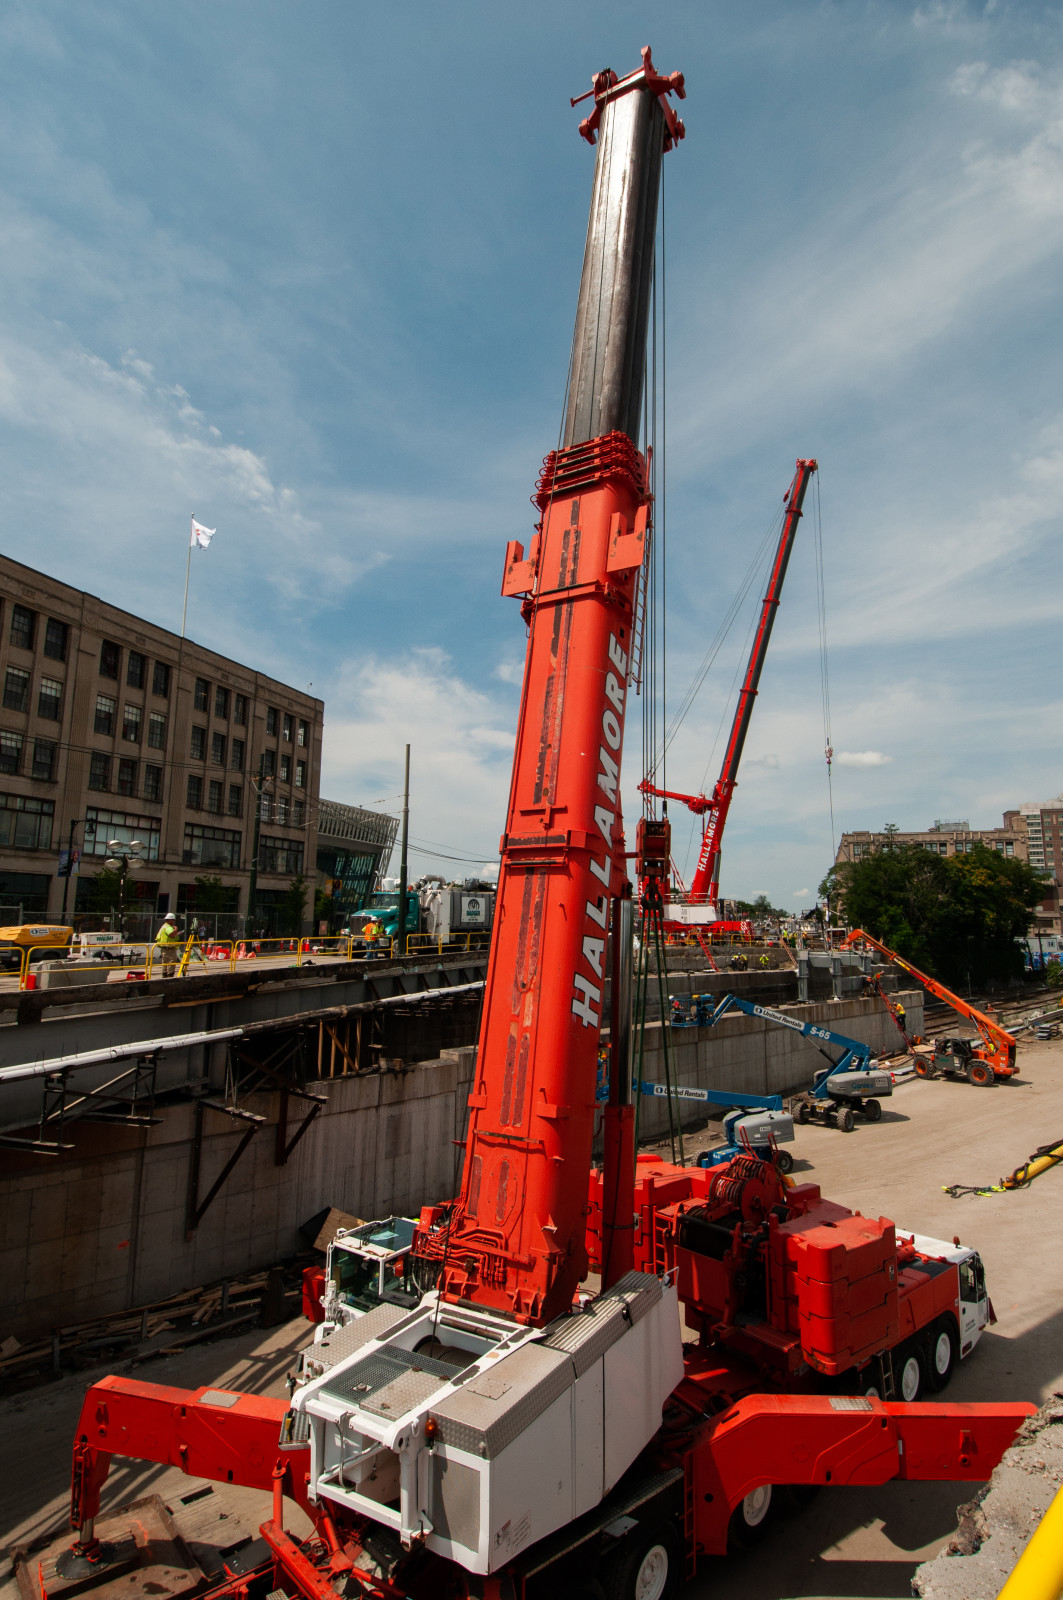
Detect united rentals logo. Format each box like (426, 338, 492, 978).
(571, 631, 628, 1031)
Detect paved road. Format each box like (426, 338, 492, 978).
(2, 1036, 1059, 1598)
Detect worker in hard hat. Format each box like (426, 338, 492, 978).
(153, 912, 182, 978)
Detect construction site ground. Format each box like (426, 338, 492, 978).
(3, 1033, 1061, 1600)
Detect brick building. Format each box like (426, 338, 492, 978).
(0, 553, 323, 932)
(1003, 797, 1063, 936)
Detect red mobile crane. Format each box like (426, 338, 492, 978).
(842, 928, 1018, 1084)
(45, 53, 1032, 1600)
(641, 457, 817, 947)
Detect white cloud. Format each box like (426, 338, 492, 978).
(836, 750, 893, 768)
(320, 648, 514, 880)
(792, 889, 810, 898)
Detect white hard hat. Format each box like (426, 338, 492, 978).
(163, 912, 177, 922)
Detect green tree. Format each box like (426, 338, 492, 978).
(283, 873, 309, 935)
(822, 844, 1044, 987)
(193, 875, 231, 915)
(86, 868, 122, 916)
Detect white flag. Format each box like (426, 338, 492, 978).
(191, 518, 216, 549)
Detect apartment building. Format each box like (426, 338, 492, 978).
(835, 819, 1025, 866)
(0, 553, 323, 930)
(1003, 797, 1063, 936)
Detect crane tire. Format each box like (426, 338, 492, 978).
(838, 1106, 855, 1133)
(925, 1317, 958, 1392)
(863, 1099, 882, 1122)
(914, 1059, 932, 1078)
(897, 1344, 925, 1402)
(967, 1062, 994, 1087)
(727, 1485, 775, 1550)
(601, 1521, 682, 1600)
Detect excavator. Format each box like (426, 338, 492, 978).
(640, 456, 817, 959)
(842, 929, 1018, 1086)
(38, 50, 1034, 1600)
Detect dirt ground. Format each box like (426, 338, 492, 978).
(2, 1036, 1060, 1599)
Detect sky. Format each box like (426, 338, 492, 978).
(2, 0, 1062, 907)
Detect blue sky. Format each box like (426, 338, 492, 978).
(3, 1, 1062, 904)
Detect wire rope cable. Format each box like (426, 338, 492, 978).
(813, 471, 837, 861)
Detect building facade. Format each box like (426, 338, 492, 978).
(835, 808, 1061, 936)
(315, 800, 398, 926)
(0, 554, 323, 931)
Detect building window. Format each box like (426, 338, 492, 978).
(95, 694, 116, 736)
(193, 677, 210, 712)
(144, 765, 163, 802)
(1006, 841, 1014, 857)
(38, 677, 62, 720)
(10, 605, 35, 651)
(259, 794, 272, 823)
(234, 694, 248, 725)
(126, 651, 145, 689)
(295, 761, 306, 789)
(43, 618, 68, 661)
(227, 784, 242, 817)
(147, 712, 166, 750)
(211, 731, 226, 766)
(190, 726, 206, 760)
(122, 704, 142, 742)
(266, 706, 278, 736)
(182, 822, 241, 868)
(0, 733, 23, 775)
(31, 740, 56, 782)
(280, 754, 291, 783)
(3, 668, 29, 712)
(276, 796, 289, 824)
(117, 758, 138, 797)
(89, 752, 110, 790)
(83, 808, 160, 859)
(0, 792, 53, 849)
(99, 640, 121, 679)
(260, 837, 304, 874)
(152, 661, 170, 698)
(230, 737, 245, 771)
(262, 749, 276, 778)
(293, 800, 305, 826)
(187, 774, 203, 809)
(297, 719, 308, 747)
(282, 713, 292, 742)
(207, 779, 223, 814)
(214, 685, 229, 719)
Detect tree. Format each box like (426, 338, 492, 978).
(283, 873, 309, 935)
(193, 875, 231, 915)
(822, 844, 1045, 987)
(86, 868, 122, 916)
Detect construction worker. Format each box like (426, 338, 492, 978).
(362, 918, 380, 956)
(153, 912, 182, 978)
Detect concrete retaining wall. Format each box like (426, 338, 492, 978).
(0, 990, 920, 1342)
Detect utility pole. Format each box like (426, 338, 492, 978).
(60, 819, 78, 924)
(395, 745, 410, 958)
(246, 755, 270, 936)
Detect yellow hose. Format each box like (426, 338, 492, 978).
(997, 1482, 1063, 1600)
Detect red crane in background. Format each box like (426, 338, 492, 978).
(641, 457, 817, 941)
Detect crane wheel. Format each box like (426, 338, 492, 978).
(838, 1106, 855, 1133)
(602, 1520, 682, 1599)
(925, 1317, 958, 1392)
(897, 1344, 925, 1402)
(863, 1099, 882, 1122)
(914, 1059, 932, 1078)
(727, 1485, 775, 1551)
(967, 1062, 994, 1087)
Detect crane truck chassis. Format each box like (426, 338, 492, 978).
(39, 49, 1034, 1600)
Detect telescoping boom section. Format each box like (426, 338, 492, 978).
(419, 56, 683, 1329)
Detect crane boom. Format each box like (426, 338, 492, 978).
(643, 457, 817, 915)
(841, 928, 1017, 1076)
(427, 52, 685, 1328)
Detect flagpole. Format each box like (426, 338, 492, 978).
(181, 516, 193, 638)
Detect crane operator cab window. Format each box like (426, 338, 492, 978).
(958, 1253, 989, 1354)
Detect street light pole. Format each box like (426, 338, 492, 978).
(246, 756, 271, 937)
(395, 745, 410, 958)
